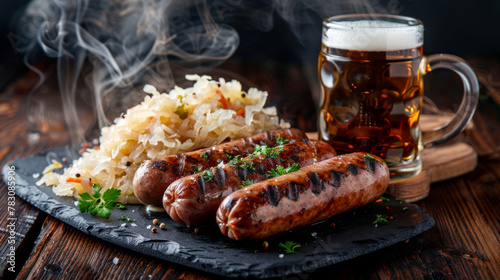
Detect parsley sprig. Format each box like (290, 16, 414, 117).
(240, 179, 253, 189)
(202, 170, 214, 182)
(267, 163, 300, 179)
(279, 241, 301, 254)
(373, 214, 389, 224)
(364, 154, 374, 160)
(118, 216, 136, 222)
(276, 135, 289, 146)
(78, 184, 121, 219)
(228, 155, 255, 171)
(253, 145, 280, 159)
(200, 152, 209, 160)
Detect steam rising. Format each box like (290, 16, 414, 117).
(18, 0, 401, 144)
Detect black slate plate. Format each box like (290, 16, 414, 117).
(2, 145, 435, 279)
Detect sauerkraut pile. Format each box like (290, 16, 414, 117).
(37, 75, 290, 203)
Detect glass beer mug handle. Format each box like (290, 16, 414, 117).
(422, 54, 480, 147)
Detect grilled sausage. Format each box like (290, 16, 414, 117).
(216, 152, 390, 240)
(163, 140, 337, 225)
(133, 128, 308, 207)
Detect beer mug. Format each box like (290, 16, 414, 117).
(318, 14, 479, 181)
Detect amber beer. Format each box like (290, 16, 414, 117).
(318, 15, 427, 179)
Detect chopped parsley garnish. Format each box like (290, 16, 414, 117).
(240, 160, 255, 170)
(118, 216, 136, 222)
(191, 165, 200, 173)
(226, 153, 234, 160)
(200, 152, 209, 160)
(373, 214, 389, 224)
(78, 184, 121, 219)
(402, 207, 409, 211)
(240, 179, 253, 188)
(253, 144, 282, 159)
(228, 155, 255, 171)
(267, 163, 301, 179)
(276, 135, 289, 146)
(202, 170, 214, 182)
(364, 154, 374, 160)
(379, 196, 390, 202)
(279, 241, 301, 254)
(116, 203, 126, 210)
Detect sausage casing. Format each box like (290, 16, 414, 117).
(133, 128, 308, 207)
(163, 140, 337, 225)
(216, 152, 390, 240)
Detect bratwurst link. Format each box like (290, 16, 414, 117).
(133, 128, 308, 207)
(163, 140, 337, 225)
(216, 152, 390, 240)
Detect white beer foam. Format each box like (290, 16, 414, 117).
(323, 20, 423, 51)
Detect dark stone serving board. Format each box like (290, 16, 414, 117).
(2, 145, 435, 279)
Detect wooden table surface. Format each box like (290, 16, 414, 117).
(1, 57, 500, 280)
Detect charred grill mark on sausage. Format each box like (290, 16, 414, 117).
(290, 155, 299, 162)
(347, 164, 358, 176)
(267, 185, 281, 206)
(152, 160, 168, 172)
(328, 170, 345, 188)
(197, 176, 205, 194)
(215, 168, 226, 188)
(253, 162, 266, 175)
(227, 198, 236, 209)
(365, 157, 376, 173)
(286, 182, 299, 201)
(237, 167, 248, 181)
(309, 172, 323, 195)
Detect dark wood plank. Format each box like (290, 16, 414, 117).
(0, 85, 71, 279)
(17, 216, 228, 280)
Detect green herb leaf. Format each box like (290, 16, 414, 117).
(116, 203, 126, 210)
(102, 188, 121, 202)
(379, 196, 390, 202)
(92, 184, 101, 198)
(267, 163, 301, 179)
(402, 207, 409, 211)
(202, 170, 214, 182)
(226, 153, 234, 160)
(279, 241, 301, 254)
(373, 214, 389, 224)
(200, 152, 209, 160)
(364, 154, 374, 160)
(191, 165, 200, 174)
(228, 155, 255, 171)
(240, 179, 253, 189)
(118, 216, 136, 222)
(77, 184, 121, 219)
(97, 207, 111, 219)
(252, 144, 281, 159)
(77, 196, 95, 213)
(276, 135, 289, 146)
